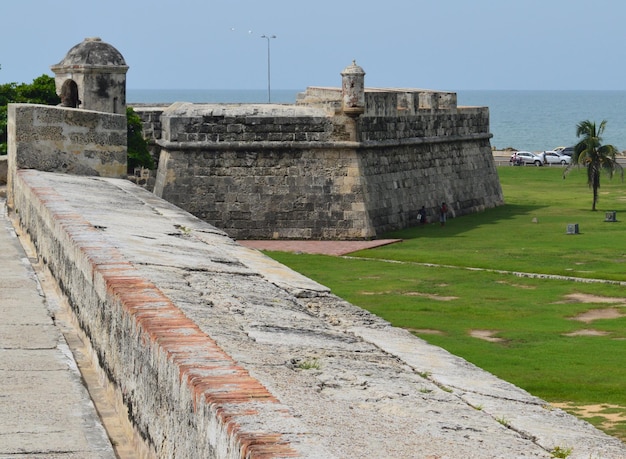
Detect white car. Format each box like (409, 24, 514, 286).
(510, 151, 544, 166)
(543, 150, 571, 165)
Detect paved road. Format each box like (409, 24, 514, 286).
(493, 151, 626, 167)
(0, 195, 115, 459)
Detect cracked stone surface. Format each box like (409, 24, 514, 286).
(10, 171, 626, 458)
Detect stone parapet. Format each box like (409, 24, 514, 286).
(6, 104, 127, 207)
(158, 102, 336, 143)
(9, 169, 626, 458)
(358, 106, 489, 141)
(11, 170, 312, 458)
(297, 87, 459, 116)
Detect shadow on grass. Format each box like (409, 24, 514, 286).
(383, 203, 547, 240)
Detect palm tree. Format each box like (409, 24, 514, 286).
(563, 120, 623, 211)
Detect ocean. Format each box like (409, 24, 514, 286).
(457, 90, 626, 153)
(128, 89, 626, 153)
(128, 89, 300, 105)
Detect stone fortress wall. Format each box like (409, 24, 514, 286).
(134, 64, 503, 240)
(6, 103, 127, 208)
(6, 37, 626, 458)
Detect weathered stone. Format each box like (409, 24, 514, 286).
(7, 104, 127, 204)
(141, 88, 502, 240)
(51, 37, 128, 115)
(8, 170, 626, 458)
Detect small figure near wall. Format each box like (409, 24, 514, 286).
(439, 202, 448, 226)
(418, 206, 427, 225)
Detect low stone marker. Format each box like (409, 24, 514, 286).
(566, 223, 579, 234)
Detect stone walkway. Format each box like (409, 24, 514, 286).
(5, 168, 626, 458)
(0, 196, 115, 458)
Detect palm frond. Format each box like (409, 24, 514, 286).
(566, 119, 621, 210)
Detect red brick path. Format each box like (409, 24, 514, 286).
(239, 239, 402, 256)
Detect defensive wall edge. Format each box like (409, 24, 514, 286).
(6, 103, 127, 210)
(134, 88, 503, 240)
(7, 103, 626, 458)
(9, 169, 309, 458)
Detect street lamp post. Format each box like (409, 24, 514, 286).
(261, 34, 276, 103)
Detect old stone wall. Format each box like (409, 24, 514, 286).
(6, 103, 127, 207)
(156, 146, 372, 239)
(10, 170, 311, 458)
(133, 91, 502, 240)
(148, 103, 373, 239)
(10, 168, 626, 458)
(358, 138, 499, 232)
(359, 107, 489, 141)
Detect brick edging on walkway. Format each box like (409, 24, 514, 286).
(13, 169, 300, 459)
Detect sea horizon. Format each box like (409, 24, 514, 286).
(128, 88, 303, 105)
(128, 89, 626, 153)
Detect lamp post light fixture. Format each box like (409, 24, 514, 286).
(261, 34, 276, 103)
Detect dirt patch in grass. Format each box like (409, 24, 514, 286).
(564, 293, 626, 304)
(469, 329, 504, 342)
(563, 329, 610, 337)
(406, 328, 444, 335)
(403, 292, 458, 301)
(572, 308, 625, 323)
(552, 402, 626, 441)
(560, 293, 626, 323)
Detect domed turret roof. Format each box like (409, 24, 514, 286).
(54, 37, 127, 67)
(341, 60, 365, 76)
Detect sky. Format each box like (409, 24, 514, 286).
(2, 0, 626, 92)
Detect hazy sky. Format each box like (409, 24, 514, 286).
(2, 0, 626, 91)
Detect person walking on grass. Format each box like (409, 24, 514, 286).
(439, 202, 448, 226)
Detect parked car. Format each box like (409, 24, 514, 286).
(543, 150, 571, 165)
(510, 151, 544, 166)
(560, 147, 575, 156)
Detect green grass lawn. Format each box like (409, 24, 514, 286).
(353, 167, 626, 280)
(265, 166, 626, 441)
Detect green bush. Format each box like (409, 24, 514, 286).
(126, 106, 154, 172)
(0, 74, 60, 154)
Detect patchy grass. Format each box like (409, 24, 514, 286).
(352, 167, 626, 281)
(264, 166, 626, 441)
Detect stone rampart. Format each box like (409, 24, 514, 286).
(6, 103, 127, 207)
(155, 144, 371, 239)
(358, 137, 500, 233)
(135, 89, 502, 240)
(9, 168, 626, 458)
(9, 44, 624, 458)
(10, 170, 309, 458)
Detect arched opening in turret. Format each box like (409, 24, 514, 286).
(60, 79, 80, 108)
